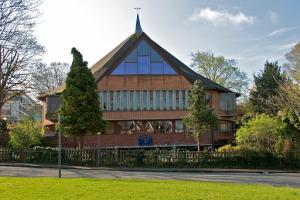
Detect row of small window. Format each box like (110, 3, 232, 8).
(99, 90, 189, 111)
(105, 120, 234, 134)
(110, 120, 185, 134)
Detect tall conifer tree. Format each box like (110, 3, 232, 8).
(59, 48, 105, 149)
(250, 61, 285, 116)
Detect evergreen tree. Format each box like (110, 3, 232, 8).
(59, 48, 105, 149)
(250, 61, 285, 116)
(183, 80, 217, 151)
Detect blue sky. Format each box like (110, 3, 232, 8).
(35, 0, 300, 79)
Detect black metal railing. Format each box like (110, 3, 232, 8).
(0, 148, 299, 169)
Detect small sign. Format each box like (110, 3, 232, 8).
(138, 134, 153, 146)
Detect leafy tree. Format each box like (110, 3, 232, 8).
(59, 48, 105, 149)
(0, 0, 44, 118)
(280, 42, 300, 121)
(285, 42, 300, 82)
(236, 114, 290, 153)
(31, 62, 69, 94)
(9, 119, 42, 148)
(191, 51, 249, 99)
(270, 43, 300, 149)
(249, 61, 285, 116)
(235, 100, 255, 130)
(183, 80, 217, 151)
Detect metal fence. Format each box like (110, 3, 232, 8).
(0, 148, 300, 169)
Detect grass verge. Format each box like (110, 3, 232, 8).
(0, 177, 299, 200)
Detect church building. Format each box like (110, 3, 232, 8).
(40, 15, 238, 149)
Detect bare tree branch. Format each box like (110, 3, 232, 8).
(31, 62, 69, 94)
(0, 0, 44, 116)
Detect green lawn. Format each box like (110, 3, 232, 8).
(0, 177, 299, 200)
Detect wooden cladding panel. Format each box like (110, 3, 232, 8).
(97, 75, 192, 91)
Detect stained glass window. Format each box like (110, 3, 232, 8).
(138, 56, 150, 74)
(151, 62, 164, 74)
(164, 62, 177, 74)
(111, 62, 124, 75)
(124, 62, 138, 74)
(111, 39, 177, 75)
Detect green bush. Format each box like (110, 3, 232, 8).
(217, 145, 241, 153)
(236, 114, 285, 153)
(9, 119, 42, 148)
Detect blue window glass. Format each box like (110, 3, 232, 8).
(155, 90, 160, 110)
(162, 91, 167, 110)
(175, 120, 184, 133)
(151, 62, 164, 74)
(111, 62, 124, 75)
(116, 91, 121, 111)
(149, 91, 153, 110)
(168, 90, 174, 110)
(182, 90, 186, 109)
(175, 90, 179, 109)
(122, 92, 127, 111)
(142, 91, 147, 110)
(164, 62, 177, 74)
(125, 49, 137, 62)
(129, 91, 134, 111)
(124, 62, 137, 74)
(138, 40, 150, 56)
(110, 91, 114, 111)
(102, 92, 107, 110)
(176, 90, 180, 109)
(179, 90, 183, 109)
(151, 48, 162, 62)
(138, 56, 150, 74)
(136, 91, 140, 111)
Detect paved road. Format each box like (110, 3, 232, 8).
(0, 166, 300, 188)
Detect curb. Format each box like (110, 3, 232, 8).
(0, 162, 299, 173)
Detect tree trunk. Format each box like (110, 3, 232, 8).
(78, 136, 84, 150)
(197, 137, 200, 152)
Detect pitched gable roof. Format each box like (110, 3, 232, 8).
(39, 32, 238, 99)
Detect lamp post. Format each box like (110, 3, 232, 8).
(96, 132, 101, 167)
(58, 116, 63, 178)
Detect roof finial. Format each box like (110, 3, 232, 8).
(134, 7, 143, 33)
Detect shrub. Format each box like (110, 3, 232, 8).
(217, 145, 241, 153)
(236, 114, 285, 153)
(9, 119, 42, 148)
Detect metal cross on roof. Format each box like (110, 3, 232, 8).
(134, 7, 142, 14)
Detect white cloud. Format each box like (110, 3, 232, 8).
(267, 27, 297, 37)
(267, 11, 279, 24)
(190, 7, 255, 26)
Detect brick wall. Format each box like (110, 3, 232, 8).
(44, 132, 234, 148)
